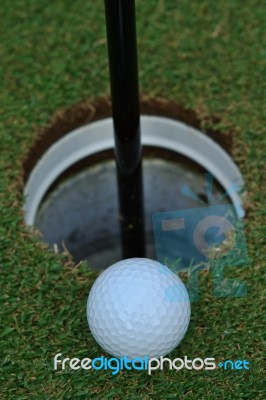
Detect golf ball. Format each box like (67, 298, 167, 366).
(87, 258, 190, 359)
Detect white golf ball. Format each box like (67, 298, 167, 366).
(87, 258, 190, 359)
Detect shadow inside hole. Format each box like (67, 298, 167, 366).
(34, 148, 230, 269)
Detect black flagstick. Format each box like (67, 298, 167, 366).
(104, 0, 145, 258)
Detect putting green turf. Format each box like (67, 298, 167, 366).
(0, 0, 265, 398)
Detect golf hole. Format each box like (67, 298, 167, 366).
(23, 99, 245, 269)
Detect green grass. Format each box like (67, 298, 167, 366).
(0, 0, 265, 398)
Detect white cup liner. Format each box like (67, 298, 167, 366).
(23, 116, 244, 225)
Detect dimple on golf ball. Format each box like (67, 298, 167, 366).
(87, 258, 190, 359)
